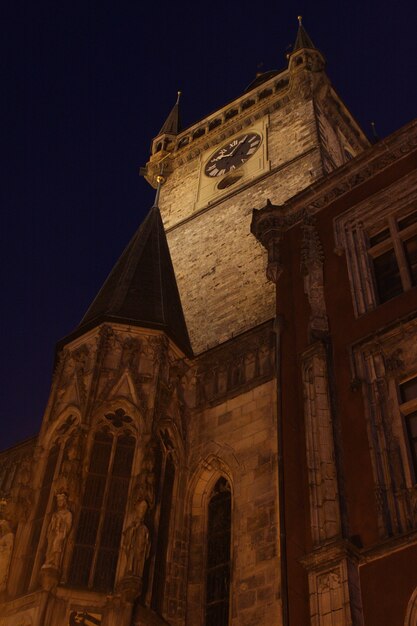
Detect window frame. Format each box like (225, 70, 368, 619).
(333, 172, 417, 316)
(367, 213, 417, 303)
(398, 374, 417, 484)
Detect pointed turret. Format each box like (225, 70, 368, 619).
(293, 15, 317, 52)
(77, 204, 192, 356)
(288, 16, 325, 73)
(152, 92, 182, 156)
(158, 91, 181, 136)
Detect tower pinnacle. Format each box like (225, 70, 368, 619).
(293, 16, 317, 52)
(158, 91, 182, 136)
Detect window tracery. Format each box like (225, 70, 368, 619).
(68, 427, 136, 591)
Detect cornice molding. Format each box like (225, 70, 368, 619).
(252, 119, 417, 235)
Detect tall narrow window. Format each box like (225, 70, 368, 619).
(21, 444, 60, 593)
(151, 451, 175, 613)
(205, 477, 231, 626)
(69, 429, 135, 591)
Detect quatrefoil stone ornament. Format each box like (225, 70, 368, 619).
(104, 408, 133, 428)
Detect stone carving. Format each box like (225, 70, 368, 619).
(0, 515, 14, 594)
(194, 322, 274, 408)
(41, 492, 72, 572)
(135, 446, 156, 510)
(123, 500, 151, 578)
(69, 611, 102, 626)
(72, 345, 90, 409)
(121, 337, 140, 369)
(104, 408, 133, 429)
(49, 345, 91, 419)
(384, 348, 405, 373)
(317, 568, 341, 596)
(57, 433, 82, 500)
(301, 213, 328, 338)
(15, 455, 33, 521)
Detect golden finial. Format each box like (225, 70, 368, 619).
(176, 90, 181, 105)
(298, 15, 303, 26)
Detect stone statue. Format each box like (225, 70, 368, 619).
(42, 492, 72, 571)
(16, 456, 33, 521)
(0, 518, 14, 593)
(57, 435, 82, 498)
(123, 500, 150, 578)
(135, 447, 156, 510)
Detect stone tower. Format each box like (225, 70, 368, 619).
(8, 18, 417, 626)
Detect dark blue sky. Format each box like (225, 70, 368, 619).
(1, 1, 417, 450)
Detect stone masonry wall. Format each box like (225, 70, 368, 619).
(186, 379, 281, 626)
(158, 98, 323, 353)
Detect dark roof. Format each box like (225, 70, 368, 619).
(293, 22, 317, 52)
(158, 94, 181, 136)
(79, 206, 192, 356)
(245, 69, 280, 92)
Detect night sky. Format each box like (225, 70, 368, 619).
(1, 1, 417, 450)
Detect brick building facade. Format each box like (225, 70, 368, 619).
(1, 20, 417, 626)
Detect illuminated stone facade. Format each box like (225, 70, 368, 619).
(1, 21, 417, 626)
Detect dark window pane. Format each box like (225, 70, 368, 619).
(400, 377, 417, 403)
(205, 478, 231, 626)
(89, 435, 112, 474)
(372, 249, 402, 303)
(83, 475, 106, 508)
(112, 436, 135, 477)
(404, 236, 417, 285)
(94, 549, 119, 591)
(75, 509, 100, 545)
(408, 415, 417, 438)
(152, 453, 175, 612)
(206, 602, 229, 626)
(405, 411, 417, 479)
(69, 546, 94, 586)
(107, 476, 130, 511)
(369, 228, 390, 247)
(100, 512, 124, 549)
(398, 211, 417, 231)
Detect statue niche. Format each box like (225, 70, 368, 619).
(123, 499, 151, 578)
(41, 491, 72, 578)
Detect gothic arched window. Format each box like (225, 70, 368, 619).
(68, 429, 135, 591)
(205, 477, 231, 626)
(151, 448, 176, 613)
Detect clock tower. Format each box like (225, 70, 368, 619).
(144, 17, 368, 354)
(9, 17, 417, 626)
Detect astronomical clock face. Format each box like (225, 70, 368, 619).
(204, 132, 262, 177)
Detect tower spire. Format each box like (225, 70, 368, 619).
(293, 16, 317, 52)
(158, 91, 182, 136)
(75, 203, 192, 356)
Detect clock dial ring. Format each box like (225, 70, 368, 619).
(204, 132, 262, 178)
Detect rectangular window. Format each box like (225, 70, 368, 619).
(367, 209, 417, 305)
(399, 376, 417, 480)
